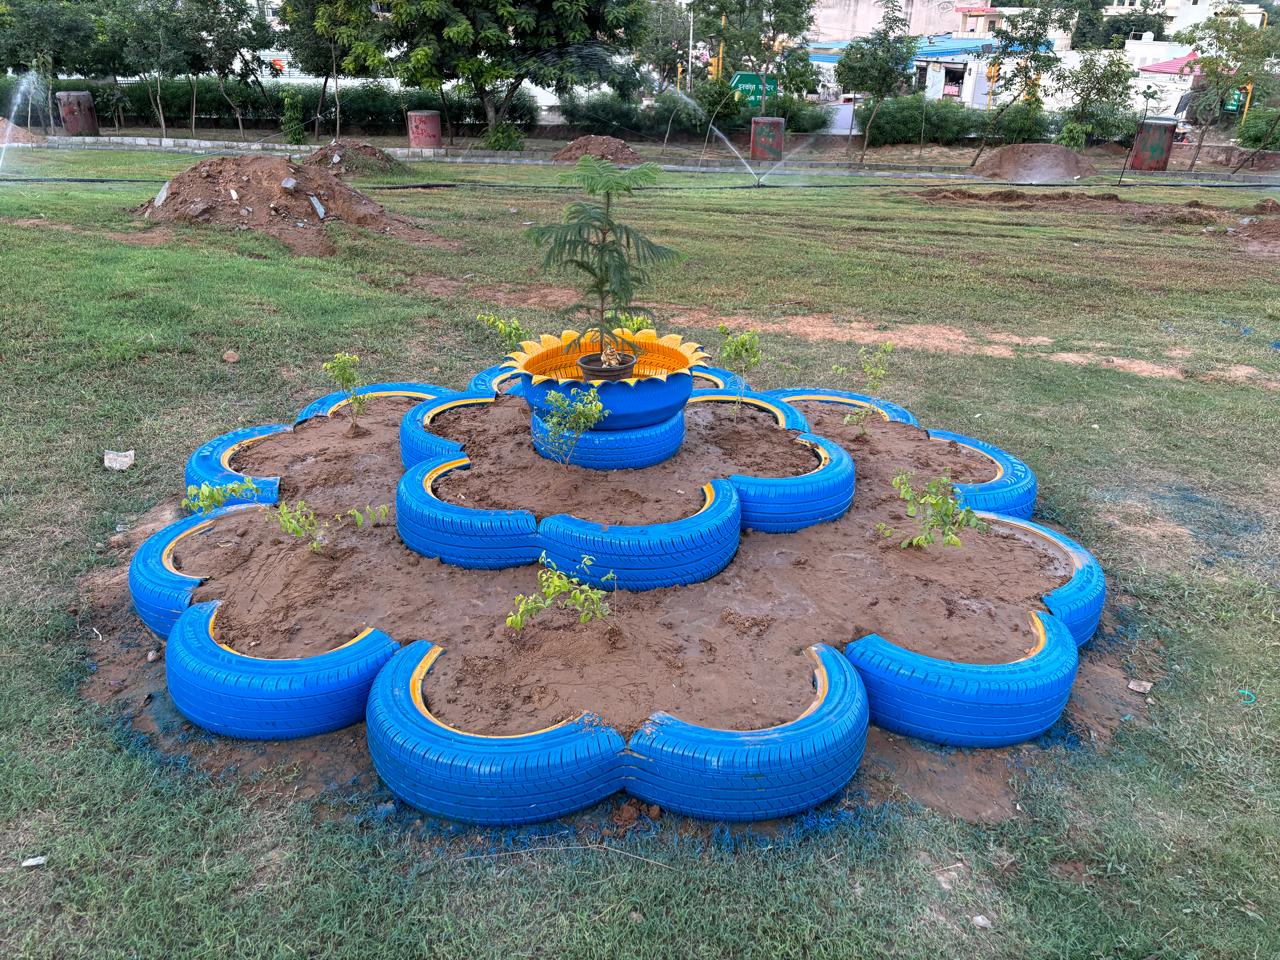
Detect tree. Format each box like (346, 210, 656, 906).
(1052, 48, 1137, 144)
(834, 0, 918, 163)
(118, 0, 198, 138)
(971, 0, 1076, 166)
(691, 0, 816, 113)
(0, 0, 96, 130)
(1071, 1, 1167, 51)
(635, 0, 692, 93)
(1174, 5, 1280, 169)
(282, 0, 353, 137)
(188, 0, 278, 141)
(319, 0, 649, 134)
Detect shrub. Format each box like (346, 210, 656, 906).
(1237, 107, 1280, 150)
(856, 94, 981, 147)
(481, 120, 525, 151)
(993, 102, 1049, 144)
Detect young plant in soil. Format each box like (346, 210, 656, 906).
(507, 553, 614, 632)
(540, 386, 607, 466)
(526, 157, 681, 379)
(181, 480, 258, 514)
(877, 470, 989, 549)
(477, 312, 536, 353)
(718, 327, 762, 419)
(322, 352, 367, 437)
(833, 342, 894, 440)
(274, 500, 391, 555)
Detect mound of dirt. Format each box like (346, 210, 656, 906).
(1238, 215, 1280, 258)
(973, 143, 1098, 184)
(553, 135, 642, 164)
(0, 117, 45, 144)
(137, 154, 443, 256)
(1250, 197, 1280, 215)
(303, 138, 402, 177)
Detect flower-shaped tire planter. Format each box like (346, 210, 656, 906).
(167, 601, 399, 740)
(764, 387, 1037, 519)
(366, 641, 869, 824)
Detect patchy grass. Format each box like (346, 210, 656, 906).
(1, 149, 1279, 959)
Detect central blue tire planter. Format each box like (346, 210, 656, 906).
(167, 601, 399, 740)
(396, 456, 541, 569)
(690, 364, 749, 393)
(517, 371, 695, 431)
(295, 381, 456, 424)
(624, 645, 870, 821)
(129, 504, 259, 638)
(983, 513, 1106, 647)
(531, 409, 685, 470)
(540, 480, 742, 590)
(399, 393, 490, 468)
(729, 432, 856, 533)
(844, 610, 1079, 747)
(367, 641, 626, 825)
(763, 387, 919, 427)
(687, 389, 811, 431)
(183, 424, 288, 507)
(928, 429, 1037, 520)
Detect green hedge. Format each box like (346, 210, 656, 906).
(1238, 107, 1280, 150)
(0, 75, 539, 133)
(856, 95, 981, 147)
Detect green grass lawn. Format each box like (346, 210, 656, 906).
(1, 149, 1279, 959)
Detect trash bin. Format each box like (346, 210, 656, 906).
(56, 91, 99, 137)
(407, 110, 442, 149)
(750, 117, 785, 162)
(1129, 119, 1177, 172)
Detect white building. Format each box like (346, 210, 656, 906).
(812, 0, 962, 43)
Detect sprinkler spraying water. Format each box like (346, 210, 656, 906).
(0, 72, 41, 176)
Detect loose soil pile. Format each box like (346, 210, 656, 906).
(0, 117, 45, 144)
(1238, 215, 1280, 258)
(155, 395, 1071, 736)
(973, 143, 1098, 183)
(552, 135, 642, 165)
(137, 155, 443, 256)
(303, 139, 403, 178)
(914, 187, 1227, 226)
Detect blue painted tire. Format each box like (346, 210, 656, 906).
(295, 381, 456, 424)
(518, 372, 694, 431)
(690, 364, 748, 393)
(687, 389, 811, 431)
(183, 424, 288, 507)
(624, 645, 869, 821)
(396, 455, 541, 569)
(763, 387, 918, 427)
(467, 364, 525, 397)
(399, 393, 492, 468)
(987, 514, 1106, 647)
(729, 432, 856, 533)
(539, 480, 742, 590)
(128, 505, 257, 638)
(367, 641, 626, 825)
(844, 611, 1078, 747)
(531, 410, 685, 470)
(928, 429, 1037, 520)
(166, 601, 399, 740)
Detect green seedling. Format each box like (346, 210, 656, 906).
(181, 479, 258, 514)
(718, 327, 762, 419)
(323, 352, 366, 436)
(275, 500, 326, 553)
(879, 470, 988, 549)
(506, 553, 614, 632)
(835, 342, 894, 439)
(477, 312, 535, 353)
(540, 386, 607, 467)
(346, 504, 390, 528)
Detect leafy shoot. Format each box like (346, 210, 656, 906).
(182, 479, 258, 514)
(879, 470, 989, 549)
(506, 553, 614, 632)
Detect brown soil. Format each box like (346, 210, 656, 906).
(303, 139, 403, 178)
(151, 394, 1071, 738)
(552, 135, 642, 165)
(470, 282, 582, 309)
(136, 155, 446, 256)
(0, 117, 45, 144)
(1238, 215, 1280, 259)
(431, 396, 817, 524)
(972, 143, 1098, 183)
(915, 187, 1225, 225)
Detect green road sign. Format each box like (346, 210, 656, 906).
(729, 71, 778, 107)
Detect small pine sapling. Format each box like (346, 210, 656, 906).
(718, 327, 762, 419)
(477, 312, 535, 354)
(540, 386, 606, 466)
(323, 352, 367, 437)
(506, 553, 614, 632)
(181, 479, 258, 514)
(877, 470, 989, 549)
